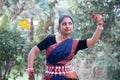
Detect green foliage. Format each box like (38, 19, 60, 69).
(107, 68, 120, 80)
(95, 53, 120, 80)
(0, 27, 26, 79)
(0, 0, 120, 80)
(0, 29, 25, 62)
(36, 0, 50, 12)
(18, 33, 45, 80)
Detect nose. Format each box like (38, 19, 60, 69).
(66, 23, 71, 28)
(66, 24, 69, 27)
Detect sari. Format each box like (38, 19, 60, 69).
(43, 38, 79, 80)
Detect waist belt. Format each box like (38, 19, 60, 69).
(45, 65, 74, 75)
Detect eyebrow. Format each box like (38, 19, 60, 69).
(61, 21, 73, 23)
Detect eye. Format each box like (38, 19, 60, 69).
(62, 22, 67, 26)
(69, 22, 73, 25)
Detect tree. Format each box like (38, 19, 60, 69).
(0, 27, 26, 80)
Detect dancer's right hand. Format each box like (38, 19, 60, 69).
(25, 68, 34, 78)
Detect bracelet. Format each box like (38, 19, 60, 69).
(97, 26, 103, 30)
(27, 68, 34, 71)
(25, 68, 34, 72)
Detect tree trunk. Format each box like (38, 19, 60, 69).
(0, 65, 2, 80)
(29, 17, 34, 41)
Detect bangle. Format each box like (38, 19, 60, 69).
(25, 68, 34, 72)
(97, 26, 103, 30)
(27, 68, 34, 70)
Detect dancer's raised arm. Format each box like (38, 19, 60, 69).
(87, 14, 104, 47)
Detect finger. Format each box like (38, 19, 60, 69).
(91, 12, 104, 19)
(29, 72, 34, 78)
(100, 12, 105, 16)
(91, 14, 97, 19)
(96, 15, 103, 20)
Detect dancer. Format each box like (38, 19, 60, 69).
(26, 13, 104, 80)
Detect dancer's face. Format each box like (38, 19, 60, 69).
(59, 17, 73, 35)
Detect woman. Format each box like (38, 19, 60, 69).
(26, 14, 104, 80)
